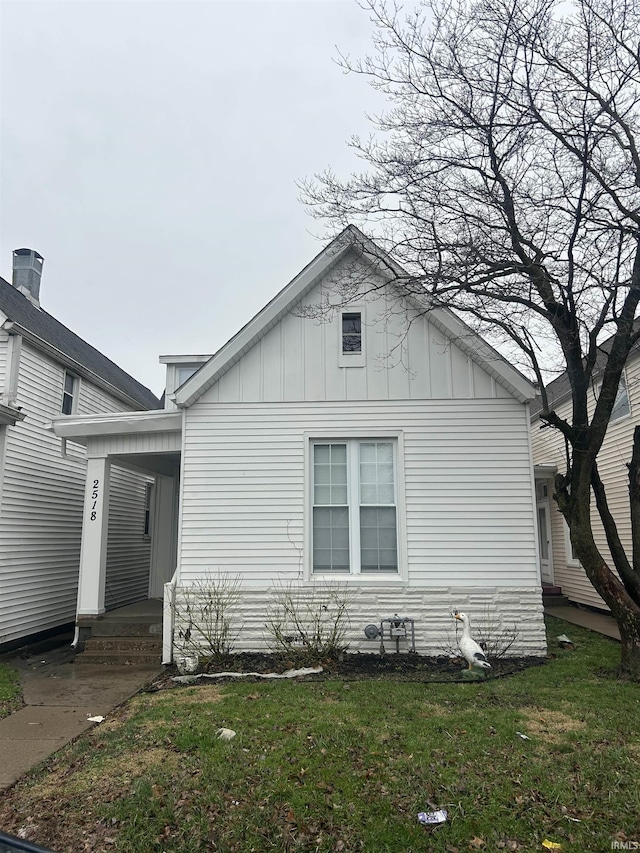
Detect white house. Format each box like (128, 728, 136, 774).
(0, 249, 161, 647)
(52, 228, 547, 661)
(531, 339, 640, 611)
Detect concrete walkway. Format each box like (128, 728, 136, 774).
(0, 640, 162, 790)
(544, 604, 621, 640)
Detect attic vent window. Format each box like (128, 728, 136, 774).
(342, 313, 362, 353)
(61, 371, 77, 415)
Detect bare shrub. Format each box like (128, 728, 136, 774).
(265, 582, 355, 664)
(173, 572, 242, 668)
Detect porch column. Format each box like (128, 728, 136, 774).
(77, 456, 111, 615)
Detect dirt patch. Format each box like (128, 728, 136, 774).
(148, 651, 546, 690)
(520, 708, 587, 742)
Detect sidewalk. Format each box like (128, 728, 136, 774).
(0, 640, 162, 790)
(544, 604, 621, 640)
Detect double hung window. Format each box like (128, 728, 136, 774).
(143, 483, 153, 538)
(61, 371, 77, 415)
(312, 440, 398, 574)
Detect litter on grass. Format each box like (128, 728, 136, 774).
(556, 634, 575, 648)
(542, 841, 562, 850)
(172, 666, 323, 683)
(417, 809, 448, 825)
(516, 731, 530, 740)
(216, 728, 236, 741)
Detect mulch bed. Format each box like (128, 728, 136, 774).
(148, 652, 547, 690)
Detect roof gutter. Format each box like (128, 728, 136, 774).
(1, 319, 156, 411)
(0, 401, 26, 426)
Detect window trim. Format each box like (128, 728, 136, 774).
(563, 519, 580, 567)
(338, 304, 366, 368)
(143, 482, 154, 539)
(61, 370, 78, 415)
(304, 430, 406, 582)
(610, 371, 631, 423)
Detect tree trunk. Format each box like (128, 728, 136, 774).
(577, 554, 640, 678)
(611, 601, 640, 678)
(628, 425, 640, 577)
(565, 477, 640, 680)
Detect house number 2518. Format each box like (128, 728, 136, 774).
(90, 479, 99, 521)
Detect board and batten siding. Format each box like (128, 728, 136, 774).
(200, 271, 513, 405)
(0, 341, 152, 645)
(176, 398, 545, 655)
(531, 353, 640, 610)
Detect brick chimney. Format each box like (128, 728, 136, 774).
(12, 248, 44, 306)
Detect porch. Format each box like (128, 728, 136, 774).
(50, 410, 183, 653)
(77, 599, 164, 665)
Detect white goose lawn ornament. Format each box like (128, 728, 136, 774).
(454, 612, 491, 670)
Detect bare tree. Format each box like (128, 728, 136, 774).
(301, 0, 640, 676)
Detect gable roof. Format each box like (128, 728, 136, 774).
(174, 226, 535, 408)
(0, 276, 161, 410)
(529, 318, 640, 420)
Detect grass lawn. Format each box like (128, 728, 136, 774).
(0, 662, 21, 719)
(0, 615, 639, 853)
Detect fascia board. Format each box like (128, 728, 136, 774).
(49, 410, 182, 443)
(4, 321, 154, 411)
(159, 354, 211, 364)
(175, 238, 353, 408)
(534, 463, 558, 477)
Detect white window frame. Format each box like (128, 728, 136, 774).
(304, 430, 406, 582)
(338, 304, 366, 368)
(563, 519, 580, 567)
(143, 482, 154, 539)
(610, 371, 631, 423)
(61, 370, 78, 415)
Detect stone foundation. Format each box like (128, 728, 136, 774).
(170, 584, 547, 659)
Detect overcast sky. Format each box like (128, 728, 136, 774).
(1, 0, 387, 396)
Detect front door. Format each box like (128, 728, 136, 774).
(535, 480, 553, 584)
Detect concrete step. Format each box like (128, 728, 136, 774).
(87, 621, 163, 638)
(542, 584, 570, 606)
(76, 648, 162, 666)
(543, 593, 571, 607)
(84, 637, 162, 653)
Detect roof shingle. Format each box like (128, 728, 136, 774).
(0, 276, 161, 410)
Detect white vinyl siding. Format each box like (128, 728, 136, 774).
(0, 330, 8, 392)
(531, 354, 640, 610)
(179, 398, 538, 587)
(0, 342, 152, 645)
(104, 466, 154, 611)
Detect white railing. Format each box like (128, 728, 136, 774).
(162, 569, 178, 664)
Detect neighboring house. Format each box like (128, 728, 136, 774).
(531, 340, 640, 611)
(0, 249, 161, 647)
(52, 227, 547, 661)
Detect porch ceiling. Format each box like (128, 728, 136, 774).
(110, 452, 180, 477)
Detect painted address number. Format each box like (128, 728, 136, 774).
(90, 478, 99, 521)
